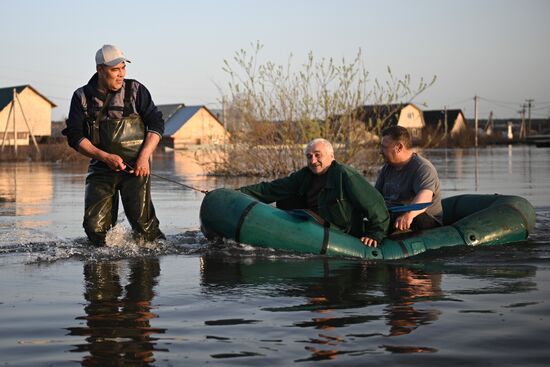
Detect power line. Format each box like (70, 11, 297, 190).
(478, 99, 520, 111)
(478, 97, 522, 110)
(447, 97, 473, 106)
(478, 96, 523, 105)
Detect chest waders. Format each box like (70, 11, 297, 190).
(82, 81, 164, 246)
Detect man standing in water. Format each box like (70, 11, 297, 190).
(63, 45, 165, 246)
(375, 126, 442, 232)
(239, 138, 389, 247)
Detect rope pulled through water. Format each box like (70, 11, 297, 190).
(123, 162, 209, 194)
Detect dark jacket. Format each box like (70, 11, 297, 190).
(63, 73, 164, 151)
(239, 161, 390, 242)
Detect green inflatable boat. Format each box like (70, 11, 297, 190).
(199, 188, 536, 260)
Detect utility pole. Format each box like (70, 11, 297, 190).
(0, 90, 19, 154)
(443, 105, 448, 137)
(13, 89, 18, 155)
(474, 95, 479, 147)
(0, 88, 41, 157)
(0, 93, 15, 151)
(15, 91, 40, 156)
(443, 105, 449, 146)
(222, 96, 228, 146)
(525, 98, 534, 134)
(518, 104, 526, 140)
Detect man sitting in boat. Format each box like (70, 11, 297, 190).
(375, 126, 443, 233)
(239, 138, 389, 247)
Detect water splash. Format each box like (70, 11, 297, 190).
(0, 223, 211, 265)
(0, 221, 315, 266)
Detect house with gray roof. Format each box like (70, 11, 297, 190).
(159, 104, 228, 149)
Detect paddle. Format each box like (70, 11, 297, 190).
(388, 202, 432, 213)
(289, 204, 433, 217)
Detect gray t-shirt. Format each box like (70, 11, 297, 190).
(375, 153, 442, 224)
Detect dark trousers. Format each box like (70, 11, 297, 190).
(83, 165, 163, 246)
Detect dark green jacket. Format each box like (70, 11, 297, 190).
(239, 161, 390, 242)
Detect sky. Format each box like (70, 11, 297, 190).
(1, 0, 549, 121)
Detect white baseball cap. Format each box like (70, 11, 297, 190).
(95, 44, 131, 66)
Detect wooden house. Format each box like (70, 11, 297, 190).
(396, 104, 425, 139)
(354, 103, 424, 139)
(160, 104, 229, 149)
(0, 85, 56, 146)
(355, 103, 467, 141)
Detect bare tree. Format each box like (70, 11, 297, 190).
(204, 42, 436, 177)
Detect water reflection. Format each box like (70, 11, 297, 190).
(153, 149, 206, 177)
(67, 258, 166, 366)
(199, 257, 442, 360)
(474, 147, 479, 191)
(0, 163, 53, 216)
(422, 146, 550, 206)
(199, 256, 537, 361)
(150, 149, 229, 194)
(508, 144, 513, 175)
(453, 148, 464, 180)
(384, 267, 442, 336)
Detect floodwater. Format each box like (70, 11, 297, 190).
(1, 146, 549, 366)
